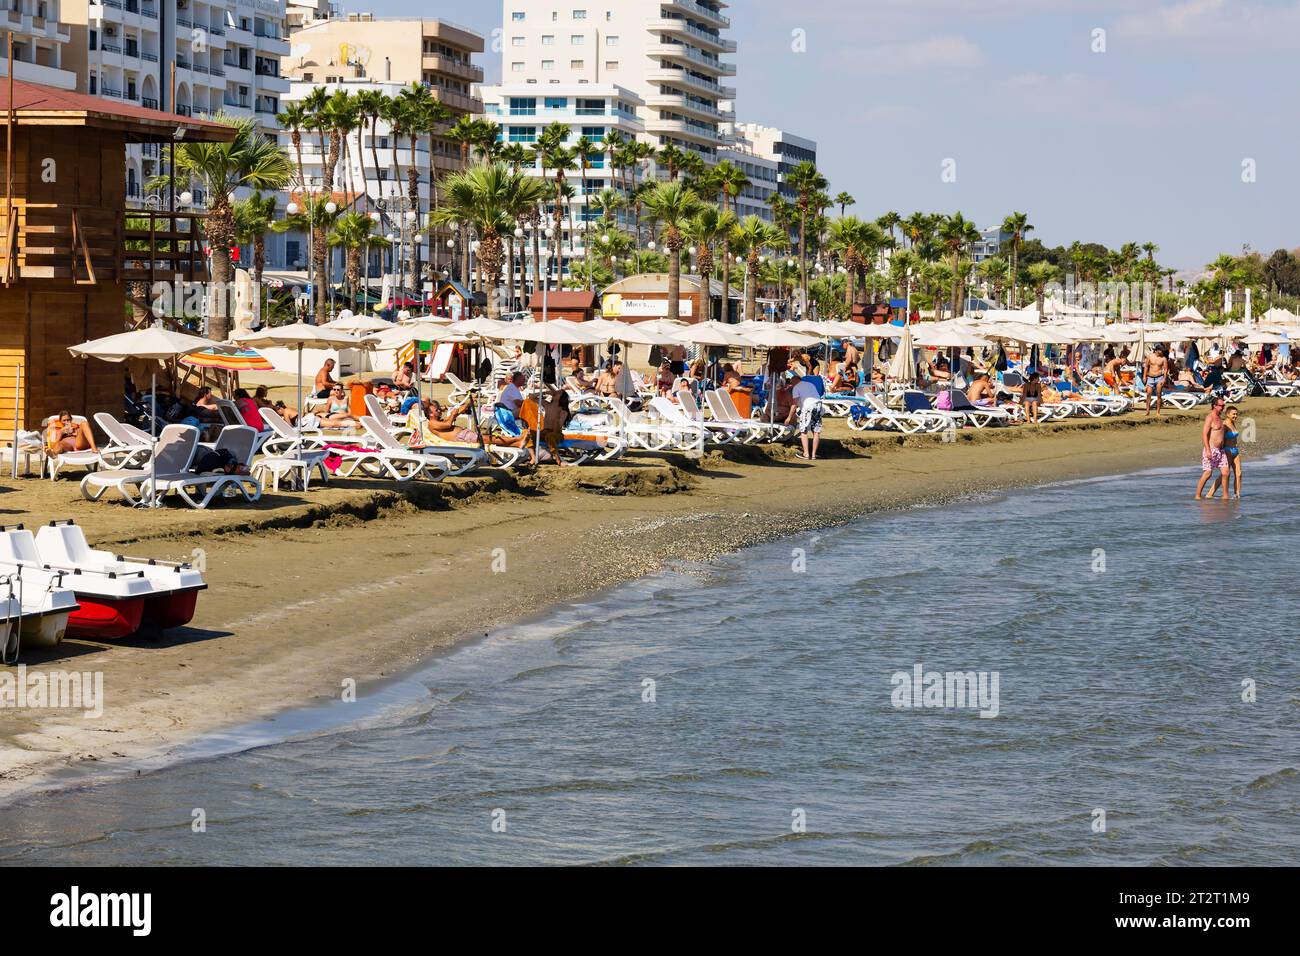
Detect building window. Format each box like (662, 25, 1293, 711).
(511, 36, 524, 46)
(541, 34, 554, 44)
(571, 59, 584, 69)
(541, 59, 554, 70)
(509, 97, 537, 115)
(573, 9, 586, 19)
(511, 62, 525, 72)
(605, 61, 618, 70)
(606, 35, 618, 45)
(508, 126, 536, 143)
(511, 11, 525, 20)
(544, 96, 568, 109)
(571, 34, 583, 44)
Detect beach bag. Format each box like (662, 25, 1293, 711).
(193, 448, 237, 474)
(935, 390, 954, 410)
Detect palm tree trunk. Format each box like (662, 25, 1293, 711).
(667, 245, 681, 322)
(798, 212, 808, 318)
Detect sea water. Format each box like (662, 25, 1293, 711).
(1, 451, 1297, 865)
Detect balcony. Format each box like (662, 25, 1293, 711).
(142, 96, 158, 109)
(421, 53, 484, 84)
(645, 117, 722, 145)
(647, 66, 731, 99)
(646, 93, 732, 122)
(646, 17, 736, 54)
(646, 41, 735, 76)
(662, 0, 730, 29)
(0, 205, 209, 285)
(431, 88, 481, 115)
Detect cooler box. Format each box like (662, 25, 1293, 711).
(348, 381, 374, 418)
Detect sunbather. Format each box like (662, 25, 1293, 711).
(320, 385, 357, 428)
(967, 373, 997, 407)
(417, 399, 481, 446)
(45, 411, 98, 455)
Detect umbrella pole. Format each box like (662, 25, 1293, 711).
(147, 370, 157, 508)
(10, 362, 20, 480)
(295, 345, 303, 457)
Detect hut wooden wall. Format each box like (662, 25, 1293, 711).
(0, 126, 128, 431)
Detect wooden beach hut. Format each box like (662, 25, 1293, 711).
(0, 78, 233, 432)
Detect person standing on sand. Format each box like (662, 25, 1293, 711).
(789, 373, 823, 461)
(1195, 396, 1229, 500)
(1144, 347, 1169, 416)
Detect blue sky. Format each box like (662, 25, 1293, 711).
(367, 0, 1298, 271)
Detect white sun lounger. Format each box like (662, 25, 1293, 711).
(93, 413, 155, 469)
(146, 425, 263, 509)
(80, 424, 198, 505)
(259, 406, 328, 456)
(334, 417, 454, 482)
(674, 390, 745, 444)
(848, 393, 948, 434)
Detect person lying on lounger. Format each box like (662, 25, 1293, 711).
(45, 411, 98, 456)
(418, 399, 482, 446)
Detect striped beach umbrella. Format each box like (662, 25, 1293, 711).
(180, 347, 275, 372)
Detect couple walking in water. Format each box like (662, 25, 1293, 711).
(1195, 396, 1244, 499)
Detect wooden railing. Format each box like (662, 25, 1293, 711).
(0, 202, 208, 286)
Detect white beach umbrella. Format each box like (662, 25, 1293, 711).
(1239, 330, 1289, 345)
(323, 314, 397, 333)
(495, 320, 607, 346)
(69, 326, 231, 507)
(910, 326, 993, 349)
(1170, 305, 1207, 323)
(740, 324, 822, 348)
(887, 323, 916, 383)
(234, 323, 376, 455)
(69, 326, 227, 362)
(670, 320, 753, 348)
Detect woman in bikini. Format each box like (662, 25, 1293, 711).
(1223, 405, 1243, 499)
(45, 411, 98, 456)
(320, 385, 357, 428)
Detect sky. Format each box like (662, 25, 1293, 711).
(359, 0, 1299, 272)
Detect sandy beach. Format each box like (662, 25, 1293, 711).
(2, 399, 1298, 804)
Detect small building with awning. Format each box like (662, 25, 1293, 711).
(600, 273, 740, 324)
(527, 289, 598, 323)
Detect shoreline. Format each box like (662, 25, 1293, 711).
(3, 401, 1299, 806)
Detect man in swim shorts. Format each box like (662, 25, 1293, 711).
(1194, 396, 1228, 500)
(1143, 347, 1168, 416)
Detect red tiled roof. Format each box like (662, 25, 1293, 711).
(527, 291, 599, 310)
(0, 77, 234, 141)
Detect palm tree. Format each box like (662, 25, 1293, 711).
(271, 195, 341, 321)
(685, 207, 736, 321)
(940, 212, 981, 317)
(328, 211, 388, 307)
(571, 134, 599, 279)
(641, 181, 704, 322)
(430, 164, 532, 320)
(276, 101, 311, 206)
(158, 115, 290, 337)
(536, 122, 575, 289)
(786, 160, 828, 317)
(1001, 211, 1033, 307)
(835, 191, 856, 216)
(734, 216, 787, 322)
(656, 143, 687, 181)
(828, 217, 885, 308)
(1025, 261, 1058, 314)
(233, 190, 278, 318)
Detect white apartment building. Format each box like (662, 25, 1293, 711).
(481, 81, 644, 279)
(501, 0, 735, 163)
(63, 0, 289, 205)
(0, 1, 77, 89)
(732, 121, 816, 203)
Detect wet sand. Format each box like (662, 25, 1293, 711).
(2, 400, 1298, 803)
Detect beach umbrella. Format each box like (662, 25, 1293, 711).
(180, 347, 275, 373)
(233, 323, 376, 456)
(70, 326, 231, 508)
(887, 322, 916, 383)
(323, 314, 396, 333)
(1239, 330, 1289, 345)
(671, 320, 753, 348)
(1170, 305, 1207, 323)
